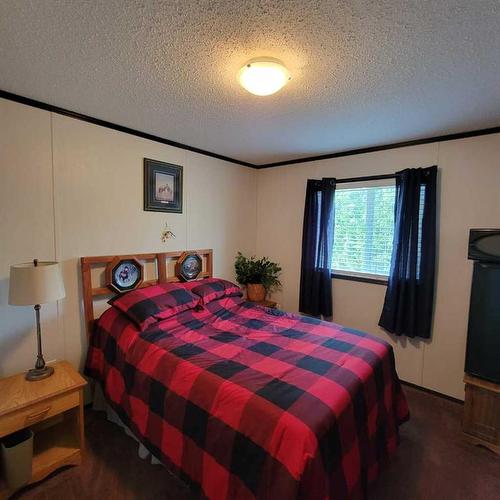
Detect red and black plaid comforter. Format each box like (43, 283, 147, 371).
(85, 296, 408, 500)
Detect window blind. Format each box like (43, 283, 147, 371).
(332, 183, 426, 278)
(332, 185, 396, 276)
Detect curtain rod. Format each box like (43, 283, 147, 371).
(335, 173, 397, 184)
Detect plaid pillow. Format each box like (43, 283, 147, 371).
(175, 279, 206, 291)
(191, 278, 242, 305)
(109, 283, 200, 331)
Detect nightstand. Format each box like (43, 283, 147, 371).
(251, 299, 278, 309)
(0, 361, 86, 498)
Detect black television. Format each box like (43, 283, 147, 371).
(465, 229, 500, 384)
(468, 228, 500, 263)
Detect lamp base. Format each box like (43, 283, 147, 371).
(25, 365, 54, 381)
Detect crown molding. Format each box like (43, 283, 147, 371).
(258, 126, 500, 168)
(0, 89, 255, 168)
(1, 89, 499, 170)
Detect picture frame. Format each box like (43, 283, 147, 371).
(144, 158, 183, 213)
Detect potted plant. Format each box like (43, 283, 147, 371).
(234, 252, 282, 302)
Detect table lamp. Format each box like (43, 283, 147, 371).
(9, 259, 65, 381)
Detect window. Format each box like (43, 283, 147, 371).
(332, 183, 396, 280)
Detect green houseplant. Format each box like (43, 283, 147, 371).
(234, 252, 282, 301)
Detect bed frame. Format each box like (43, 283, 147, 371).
(80, 249, 213, 339)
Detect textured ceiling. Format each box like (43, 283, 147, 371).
(0, 0, 499, 165)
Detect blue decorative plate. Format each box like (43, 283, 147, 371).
(177, 253, 202, 281)
(108, 258, 144, 292)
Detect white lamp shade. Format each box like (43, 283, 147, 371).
(9, 261, 65, 305)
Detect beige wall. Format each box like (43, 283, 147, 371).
(2, 95, 499, 401)
(0, 101, 61, 378)
(256, 135, 500, 400)
(0, 98, 257, 376)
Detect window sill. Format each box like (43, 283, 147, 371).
(331, 272, 388, 286)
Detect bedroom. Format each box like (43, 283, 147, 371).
(0, 1, 499, 499)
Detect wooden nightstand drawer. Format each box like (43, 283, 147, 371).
(0, 390, 79, 438)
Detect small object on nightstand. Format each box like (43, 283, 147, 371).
(0, 361, 86, 498)
(463, 374, 500, 455)
(251, 299, 278, 309)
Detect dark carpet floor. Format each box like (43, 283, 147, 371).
(13, 386, 500, 500)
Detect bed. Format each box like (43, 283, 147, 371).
(82, 250, 408, 500)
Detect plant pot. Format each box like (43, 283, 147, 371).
(247, 283, 266, 302)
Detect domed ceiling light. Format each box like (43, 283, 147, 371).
(238, 58, 291, 96)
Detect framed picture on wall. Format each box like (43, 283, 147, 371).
(143, 158, 183, 213)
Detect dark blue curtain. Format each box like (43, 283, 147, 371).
(299, 178, 336, 317)
(379, 166, 437, 339)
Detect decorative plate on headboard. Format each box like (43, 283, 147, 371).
(105, 257, 144, 293)
(176, 252, 202, 281)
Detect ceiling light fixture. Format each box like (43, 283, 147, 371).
(238, 58, 291, 96)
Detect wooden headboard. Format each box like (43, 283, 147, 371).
(80, 249, 213, 339)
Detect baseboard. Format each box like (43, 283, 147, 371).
(401, 379, 464, 405)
